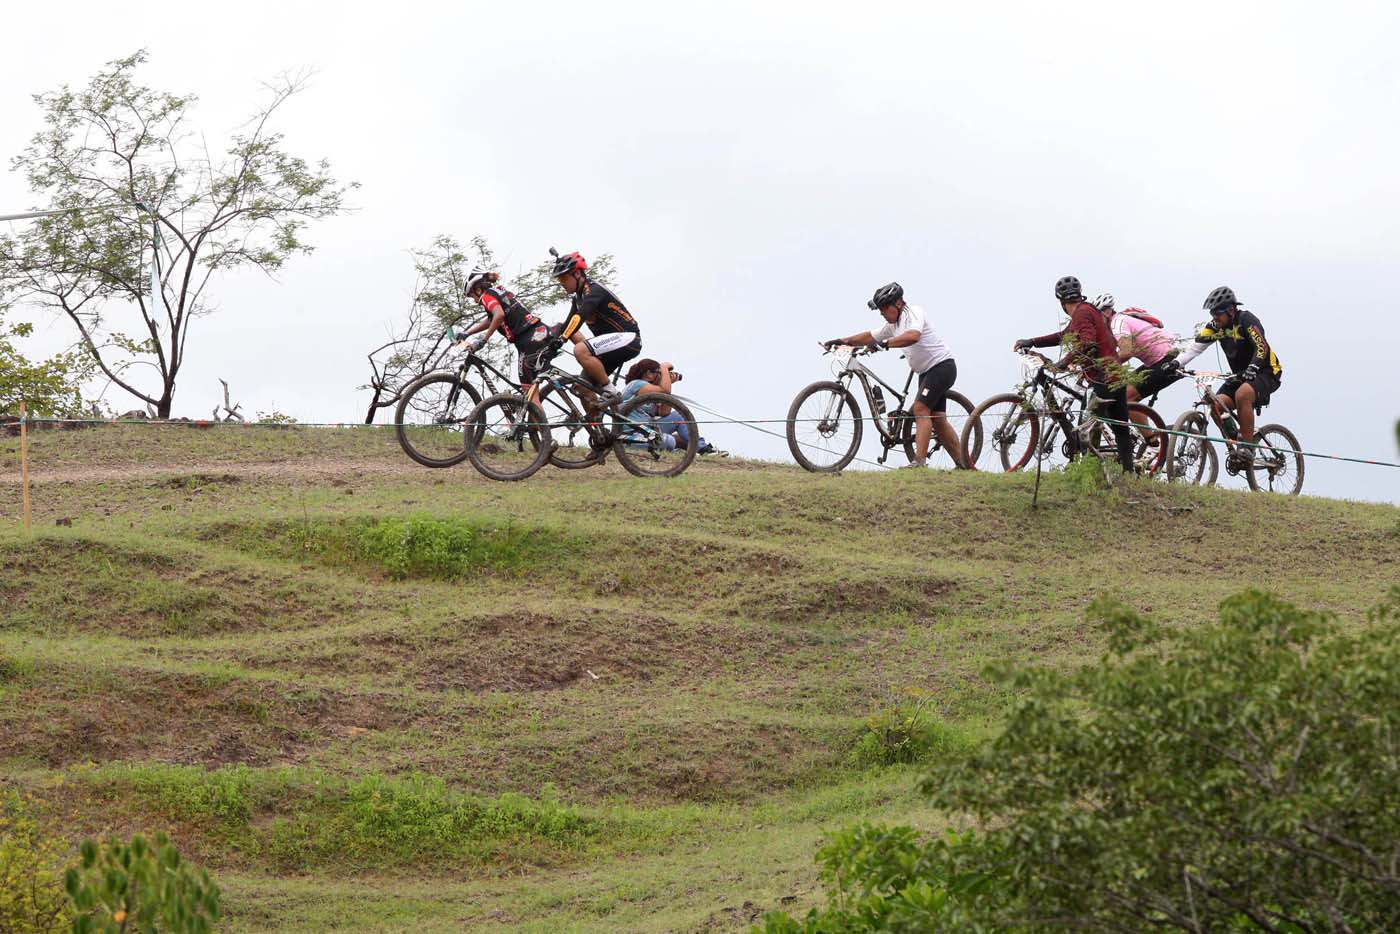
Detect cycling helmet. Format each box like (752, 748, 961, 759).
(1054, 276, 1083, 303)
(464, 268, 493, 294)
(1203, 285, 1238, 313)
(867, 282, 904, 310)
(550, 250, 588, 277)
(1090, 292, 1115, 312)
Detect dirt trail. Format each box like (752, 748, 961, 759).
(0, 457, 422, 485)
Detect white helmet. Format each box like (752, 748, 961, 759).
(1090, 292, 1115, 313)
(464, 268, 495, 293)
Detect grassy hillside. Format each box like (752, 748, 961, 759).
(2, 425, 1397, 931)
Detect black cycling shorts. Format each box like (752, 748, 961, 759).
(516, 337, 552, 385)
(1218, 371, 1279, 408)
(586, 332, 641, 377)
(1135, 358, 1187, 399)
(914, 358, 957, 413)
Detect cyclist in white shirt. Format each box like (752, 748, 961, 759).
(823, 282, 969, 469)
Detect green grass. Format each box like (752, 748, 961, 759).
(2, 425, 1398, 930)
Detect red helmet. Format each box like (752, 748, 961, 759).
(550, 249, 588, 277)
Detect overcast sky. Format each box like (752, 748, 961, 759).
(4, 0, 1399, 503)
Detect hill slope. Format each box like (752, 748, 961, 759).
(3, 426, 1398, 931)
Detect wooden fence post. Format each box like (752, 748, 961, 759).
(20, 401, 32, 535)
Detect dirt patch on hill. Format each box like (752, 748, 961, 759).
(250, 611, 793, 694)
(1, 665, 405, 769)
(0, 538, 356, 637)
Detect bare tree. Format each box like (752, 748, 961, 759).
(0, 51, 355, 417)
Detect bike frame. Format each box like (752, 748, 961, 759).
(1016, 361, 1096, 459)
(832, 352, 918, 449)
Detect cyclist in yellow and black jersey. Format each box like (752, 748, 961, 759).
(1176, 286, 1282, 469)
(549, 249, 641, 402)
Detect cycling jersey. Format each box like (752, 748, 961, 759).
(559, 279, 639, 342)
(1176, 309, 1282, 378)
(479, 287, 549, 347)
(1027, 301, 1117, 383)
(871, 303, 952, 374)
(1110, 311, 1177, 366)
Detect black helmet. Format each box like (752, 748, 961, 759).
(1054, 276, 1083, 303)
(867, 282, 904, 310)
(1203, 286, 1238, 313)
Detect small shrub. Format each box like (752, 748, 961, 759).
(1060, 453, 1108, 494)
(65, 833, 219, 934)
(0, 652, 35, 684)
(255, 409, 298, 425)
(848, 695, 975, 769)
(0, 796, 70, 933)
(758, 823, 1012, 933)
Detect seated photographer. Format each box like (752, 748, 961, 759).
(621, 359, 720, 455)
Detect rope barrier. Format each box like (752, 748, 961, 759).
(1089, 414, 1400, 470)
(8, 408, 1397, 471)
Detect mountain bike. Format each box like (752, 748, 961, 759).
(785, 345, 978, 472)
(1164, 370, 1304, 494)
(961, 350, 1168, 476)
(464, 344, 698, 481)
(393, 332, 599, 470)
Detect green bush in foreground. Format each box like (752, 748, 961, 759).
(763, 588, 1400, 932)
(65, 833, 219, 934)
(1, 797, 70, 933)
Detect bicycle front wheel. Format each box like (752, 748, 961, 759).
(394, 372, 482, 468)
(964, 393, 1038, 472)
(464, 393, 552, 482)
(1165, 411, 1218, 486)
(787, 381, 863, 473)
(1246, 424, 1305, 495)
(613, 392, 699, 478)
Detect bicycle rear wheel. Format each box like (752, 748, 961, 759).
(464, 393, 552, 482)
(394, 372, 482, 468)
(787, 381, 863, 472)
(1165, 411, 1218, 486)
(897, 390, 977, 468)
(963, 393, 1038, 472)
(613, 392, 699, 478)
(1246, 423, 1304, 495)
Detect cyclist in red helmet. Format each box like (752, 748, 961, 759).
(549, 249, 641, 403)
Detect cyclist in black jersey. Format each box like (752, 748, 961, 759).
(549, 250, 641, 399)
(454, 270, 553, 391)
(1176, 285, 1283, 469)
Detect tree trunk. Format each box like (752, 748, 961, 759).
(364, 384, 383, 425)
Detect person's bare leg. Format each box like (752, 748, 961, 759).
(1235, 382, 1257, 443)
(573, 342, 609, 387)
(1125, 385, 1150, 431)
(913, 400, 933, 461)
(932, 411, 968, 469)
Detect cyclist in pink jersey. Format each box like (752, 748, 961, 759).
(1091, 294, 1187, 412)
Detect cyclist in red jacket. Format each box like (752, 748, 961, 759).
(1013, 276, 1135, 473)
